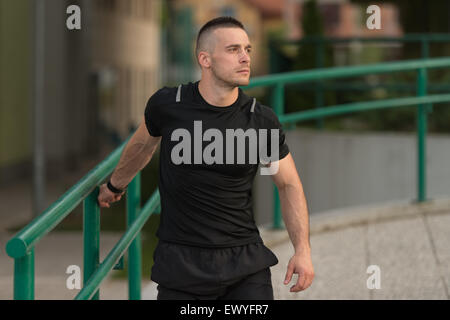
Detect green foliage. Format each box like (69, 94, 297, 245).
(285, 0, 337, 121)
(266, 0, 450, 133)
(294, 0, 329, 71)
(301, 0, 323, 36)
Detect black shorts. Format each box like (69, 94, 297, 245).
(151, 240, 278, 300)
(156, 267, 274, 300)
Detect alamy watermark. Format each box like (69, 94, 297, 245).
(170, 121, 280, 175)
(66, 5, 81, 30)
(366, 265, 381, 289)
(66, 265, 81, 290)
(366, 5, 381, 30)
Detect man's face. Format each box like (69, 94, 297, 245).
(209, 27, 252, 87)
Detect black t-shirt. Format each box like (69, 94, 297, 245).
(144, 81, 290, 248)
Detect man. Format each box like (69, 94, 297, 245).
(98, 16, 314, 300)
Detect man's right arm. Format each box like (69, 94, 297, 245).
(98, 115, 161, 208)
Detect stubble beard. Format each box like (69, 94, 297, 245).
(211, 65, 249, 89)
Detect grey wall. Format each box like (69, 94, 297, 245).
(42, 0, 93, 177)
(0, 0, 93, 185)
(253, 129, 450, 226)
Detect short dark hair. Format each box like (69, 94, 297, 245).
(195, 16, 246, 58)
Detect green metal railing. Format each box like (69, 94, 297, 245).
(5, 136, 160, 300)
(244, 56, 450, 229)
(6, 57, 450, 299)
(269, 34, 450, 129)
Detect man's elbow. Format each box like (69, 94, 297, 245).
(277, 180, 300, 193)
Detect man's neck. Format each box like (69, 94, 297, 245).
(198, 79, 239, 107)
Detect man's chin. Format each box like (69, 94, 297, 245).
(218, 75, 250, 88)
(234, 78, 250, 86)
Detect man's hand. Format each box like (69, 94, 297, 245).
(284, 252, 314, 292)
(97, 183, 125, 208)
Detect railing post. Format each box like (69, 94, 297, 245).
(127, 172, 142, 300)
(271, 84, 285, 229)
(421, 38, 429, 60)
(416, 68, 428, 203)
(14, 248, 35, 300)
(271, 83, 285, 116)
(83, 187, 100, 300)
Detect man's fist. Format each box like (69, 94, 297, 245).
(97, 183, 125, 208)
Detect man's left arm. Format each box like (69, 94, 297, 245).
(270, 153, 314, 292)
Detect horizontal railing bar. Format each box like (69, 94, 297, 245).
(74, 190, 160, 300)
(6, 135, 133, 259)
(279, 93, 450, 124)
(244, 57, 450, 89)
(284, 82, 450, 92)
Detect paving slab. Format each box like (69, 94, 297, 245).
(270, 226, 369, 300)
(367, 216, 448, 299)
(423, 213, 450, 298)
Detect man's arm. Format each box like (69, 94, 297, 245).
(98, 115, 161, 208)
(270, 153, 314, 292)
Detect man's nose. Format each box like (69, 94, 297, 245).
(239, 51, 250, 64)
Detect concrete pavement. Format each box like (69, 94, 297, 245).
(266, 197, 450, 300)
(140, 198, 450, 300)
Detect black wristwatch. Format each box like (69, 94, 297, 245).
(107, 180, 126, 194)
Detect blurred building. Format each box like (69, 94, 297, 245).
(284, 0, 402, 39)
(169, 0, 275, 79)
(91, 0, 162, 143)
(0, 0, 162, 186)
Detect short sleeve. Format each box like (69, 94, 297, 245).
(259, 105, 290, 161)
(144, 87, 169, 137)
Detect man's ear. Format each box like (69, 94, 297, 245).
(198, 51, 211, 68)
